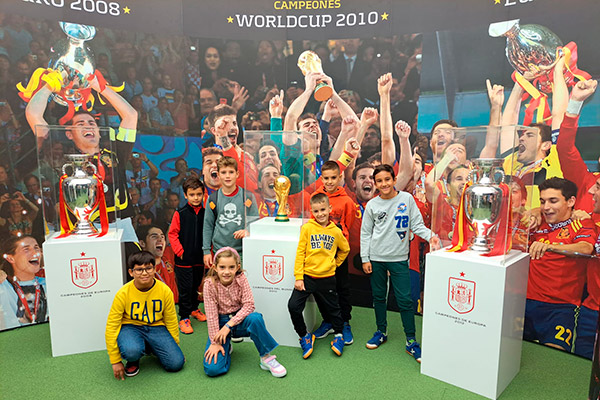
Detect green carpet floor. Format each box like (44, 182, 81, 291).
(0, 306, 591, 399)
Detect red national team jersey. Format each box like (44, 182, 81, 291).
(409, 194, 431, 273)
(344, 189, 366, 275)
(583, 215, 600, 310)
(528, 218, 597, 305)
(158, 246, 179, 303)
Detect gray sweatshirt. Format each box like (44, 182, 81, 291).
(203, 187, 258, 254)
(361, 191, 433, 263)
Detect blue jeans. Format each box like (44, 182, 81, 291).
(203, 312, 278, 377)
(117, 324, 185, 372)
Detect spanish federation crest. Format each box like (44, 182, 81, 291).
(448, 277, 476, 314)
(262, 255, 284, 285)
(71, 257, 98, 289)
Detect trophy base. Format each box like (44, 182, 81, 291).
(71, 221, 98, 236)
(469, 237, 491, 253)
(314, 83, 333, 102)
(275, 216, 290, 222)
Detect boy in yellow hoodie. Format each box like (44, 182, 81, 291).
(105, 251, 184, 379)
(287, 193, 350, 359)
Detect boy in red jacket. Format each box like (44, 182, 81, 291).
(168, 177, 206, 334)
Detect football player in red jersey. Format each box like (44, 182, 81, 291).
(524, 177, 597, 351)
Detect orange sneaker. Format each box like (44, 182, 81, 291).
(191, 309, 207, 322)
(179, 318, 193, 334)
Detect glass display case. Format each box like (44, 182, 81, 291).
(35, 124, 122, 237)
(243, 129, 318, 229)
(429, 125, 537, 260)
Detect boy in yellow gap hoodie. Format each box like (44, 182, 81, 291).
(287, 193, 350, 359)
(105, 251, 184, 380)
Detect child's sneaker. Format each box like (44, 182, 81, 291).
(191, 309, 207, 322)
(231, 336, 243, 343)
(299, 332, 315, 359)
(406, 339, 422, 363)
(124, 360, 140, 377)
(342, 322, 353, 345)
(179, 318, 193, 334)
(313, 321, 334, 339)
(259, 355, 287, 378)
(331, 334, 344, 356)
(366, 331, 387, 349)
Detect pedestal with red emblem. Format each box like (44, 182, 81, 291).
(43, 229, 124, 356)
(243, 217, 316, 347)
(421, 249, 529, 399)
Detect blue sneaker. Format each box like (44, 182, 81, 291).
(406, 339, 422, 363)
(366, 331, 388, 349)
(313, 321, 334, 339)
(299, 333, 315, 359)
(342, 322, 353, 345)
(331, 334, 344, 356)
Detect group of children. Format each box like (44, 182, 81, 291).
(105, 143, 438, 379)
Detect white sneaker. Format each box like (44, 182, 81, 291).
(259, 355, 287, 378)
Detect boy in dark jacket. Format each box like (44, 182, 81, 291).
(168, 177, 206, 334)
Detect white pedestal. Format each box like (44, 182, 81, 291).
(421, 249, 529, 400)
(43, 229, 125, 357)
(243, 217, 316, 347)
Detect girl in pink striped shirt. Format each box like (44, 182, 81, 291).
(203, 247, 286, 377)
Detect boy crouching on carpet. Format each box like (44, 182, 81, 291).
(105, 251, 184, 379)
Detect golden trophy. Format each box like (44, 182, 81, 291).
(274, 175, 291, 222)
(297, 50, 333, 102)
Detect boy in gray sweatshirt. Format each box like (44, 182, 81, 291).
(203, 156, 258, 268)
(360, 164, 440, 362)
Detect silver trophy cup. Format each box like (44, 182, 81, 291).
(464, 159, 506, 253)
(49, 22, 97, 107)
(489, 19, 562, 93)
(61, 154, 99, 235)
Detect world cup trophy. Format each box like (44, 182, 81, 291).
(464, 159, 506, 253)
(297, 50, 333, 102)
(274, 175, 291, 222)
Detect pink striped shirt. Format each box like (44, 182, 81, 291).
(204, 273, 255, 344)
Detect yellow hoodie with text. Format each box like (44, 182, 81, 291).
(294, 219, 350, 280)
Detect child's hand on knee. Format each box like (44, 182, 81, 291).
(294, 280, 305, 291)
(204, 343, 225, 364)
(214, 325, 231, 344)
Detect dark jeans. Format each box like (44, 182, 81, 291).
(288, 275, 344, 337)
(117, 324, 184, 372)
(174, 264, 204, 319)
(314, 258, 352, 323)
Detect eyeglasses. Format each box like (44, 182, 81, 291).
(131, 266, 155, 274)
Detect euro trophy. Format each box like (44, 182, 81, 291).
(489, 19, 562, 93)
(274, 175, 291, 222)
(464, 159, 505, 253)
(60, 154, 102, 235)
(49, 22, 97, 107)
(297, 50, 333, 102)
